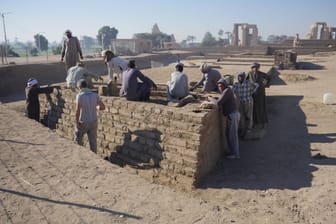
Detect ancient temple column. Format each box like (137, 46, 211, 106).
(250, 25, 258, 46)
(232, 24, 239, 46)
(241, 24, 248, 47)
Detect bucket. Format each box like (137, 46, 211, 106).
(323, 93, 335, 105)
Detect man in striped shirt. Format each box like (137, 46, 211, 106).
(233, 72, 259, 137)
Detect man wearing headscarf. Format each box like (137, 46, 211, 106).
(247, 63, 271, 128)
(61, 30, 83, 72)
(102, 50, 129, 83)
(25, 78, 58, 121)
(233, 72, 259, 137)
(208, 79, 240, 159)
(190, 63, 221, 93)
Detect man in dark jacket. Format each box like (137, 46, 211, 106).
(247, 63, 271, 128)
(120, 60, 157, 101)
(208, 78, 240, 159)
(25, 78, 58, 122)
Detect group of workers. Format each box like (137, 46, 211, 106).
(25, 29, 271, 159)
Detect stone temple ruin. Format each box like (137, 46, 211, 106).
(293, 22, 336, 49)
(39, 84, 228, 190)
(307, 22, 336, 40)
(231, 23, 258, 47)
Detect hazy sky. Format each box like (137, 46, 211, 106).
(1, 0, 335, 43)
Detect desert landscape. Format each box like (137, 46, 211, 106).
(1, 51, 336, 224)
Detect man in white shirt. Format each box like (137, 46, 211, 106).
(66, 62, 102, 89)
(167, 63, 189, 102)
(102, 50, 129, 83)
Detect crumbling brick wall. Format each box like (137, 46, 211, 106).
(39, 88, 228, 189)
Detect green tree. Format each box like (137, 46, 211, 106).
(186, 35, 196, 43)
(51, 45, 62, 55)
(6, 44, 19, 57)
(266, 35, 292, 43)
(80, 36, 96, 49)
(97, 26, 118, 49)
(201, 32, 217, 46)
(30, 47, 39, 56)
(180, 39, 188, 47)
(33, 34, 48, 51)
(218, 29, 224, 39)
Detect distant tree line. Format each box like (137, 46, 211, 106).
(6, 25, 297, 57)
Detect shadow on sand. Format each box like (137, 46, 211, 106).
(0, 188, 142, 220)
(199, 95, 336, 190)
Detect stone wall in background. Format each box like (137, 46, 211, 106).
(0, 52, 194, 98)
(39, 88, 228, 189)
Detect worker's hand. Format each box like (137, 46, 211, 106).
(99, 77, 104, 81)
(152, 84, 158, 91)
(61, 57, 64, 62)
(80, 55, 84, 60)
(262, 79, 269, 87)
(107, 80, 113, 87)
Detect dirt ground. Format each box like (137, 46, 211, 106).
(1, 52, 336, 223)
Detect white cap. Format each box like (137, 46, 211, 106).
(27, 79, 38, 88)
(101, 50, 107, 57)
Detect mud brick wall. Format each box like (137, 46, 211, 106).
(39, 88, 228, 189)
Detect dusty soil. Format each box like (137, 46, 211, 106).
(1, 52, 336, 223)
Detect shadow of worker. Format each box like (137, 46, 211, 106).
(109, 129, 163, 169)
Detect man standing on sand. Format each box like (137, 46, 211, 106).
(208, 78, 240, 159)
(247, 63, 271, 129)
(61, 30, 83, 72)
(74, 79, 105, 153)
(233, 72, 259, 138)
(25, 78, 59, 122)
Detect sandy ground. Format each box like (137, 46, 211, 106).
(1, 52, 336, 223)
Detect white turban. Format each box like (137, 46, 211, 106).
(199, 63, 209, 73)
(101, 50, 107, 57)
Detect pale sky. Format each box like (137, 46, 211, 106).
(1, 0, 335, 44)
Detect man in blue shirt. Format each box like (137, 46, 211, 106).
(120, 60, 157, 101)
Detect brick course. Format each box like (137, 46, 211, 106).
(40, 87, 228, 189)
